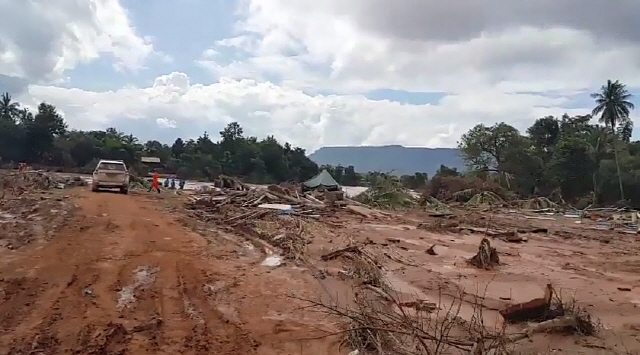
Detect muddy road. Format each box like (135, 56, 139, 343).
(3, 185, 640, 354)
(0, 190, 339, 355)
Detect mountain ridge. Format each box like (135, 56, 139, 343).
(308, 145, 465, 176)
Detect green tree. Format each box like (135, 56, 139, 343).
(591, 80, 635, 201)
(527, 116, 560, 160)
(25, 103, 67, 162)
(0, 92, 20, 122)
(458, 123, 525, 173)
(171, 138, 185, 158)
(548, 136, 598, 201)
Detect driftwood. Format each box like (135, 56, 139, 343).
(473, 315, 581, 354)
(320, 245, 362, 261)
(458, 226, 540, 242)
(500, 284, 554, 323)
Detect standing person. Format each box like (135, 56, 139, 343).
(148, 171, 161, 193)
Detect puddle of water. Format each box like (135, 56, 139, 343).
(117, 266, 158, 310)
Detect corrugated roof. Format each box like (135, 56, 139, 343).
(141, 156, 161, 163)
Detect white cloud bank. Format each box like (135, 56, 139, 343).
(22, 72, 585, 152)
(4, 0, 640, 151)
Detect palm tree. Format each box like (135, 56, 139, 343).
(0, 92, 20, 122)
(591, 80, 635, 201)
(586, 125, 609, 204)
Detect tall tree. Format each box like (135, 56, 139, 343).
(171, 138, 185, 158)
(591, 80, 635, 201)
(0, 92, 20, 122)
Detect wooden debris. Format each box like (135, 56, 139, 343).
(426, 244, 437, 255)
(186, 178, 329, 222)
(214, 174, 251, 190)
(479, 315, 585, 353)
(398, 300, 438, 312)
(500, 284, 554, 323)
(320, 245, 361, 261)
(467, 238, 500, 270)
(458, 226, 542, 242)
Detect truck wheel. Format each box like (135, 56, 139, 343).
(120, 187, 129, 195)
(91, 185, 99, 192)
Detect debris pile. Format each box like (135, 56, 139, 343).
(213, 174, 252, 191)
(251, 215, 310, 261)
(186, 176, 335, 263)
(1, 171, 87, 198)
(499, 284, 598, 337)
(516, 197, 559, 210)
(354, 175, 417, 210)
(0, 193, 75, 249)
(129, 174, 151, 189)
(186, 182, 326, 223)
(321, 245, 384, 287)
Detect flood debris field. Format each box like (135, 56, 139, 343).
(1, 172, 640, 354)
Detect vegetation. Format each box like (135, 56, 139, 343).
(0, 94, 319, 183)
(1, 79, 637, 208)
(453, 80, 637, 207)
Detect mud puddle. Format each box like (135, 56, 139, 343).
(117, 266, 158, 310)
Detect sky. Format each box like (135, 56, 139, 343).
(1, 0, 639, 154)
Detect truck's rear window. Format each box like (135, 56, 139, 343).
(98, 163, 126, 171)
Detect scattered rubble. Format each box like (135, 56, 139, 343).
(1, 170, 86, 198)
(354, 175, 417, 210)
(186, 176, 376, 263)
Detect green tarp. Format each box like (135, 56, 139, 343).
(303, 169, 340, 189)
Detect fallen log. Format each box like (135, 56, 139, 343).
(500, 284, 554, 323)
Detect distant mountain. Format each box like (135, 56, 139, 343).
(308, 145, 465, 176)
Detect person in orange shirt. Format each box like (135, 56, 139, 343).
(148, 171, 161, 193)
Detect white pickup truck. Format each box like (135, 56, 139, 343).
(91, 159, 130, 194)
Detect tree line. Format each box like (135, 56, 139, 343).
(0, 93, 322, 183)
(0, 78, 636, 207)
(0, 92, 432, 187)
(455, 79, 637, 207)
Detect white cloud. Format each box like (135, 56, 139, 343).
(199, 0, 640, 94)
(0, 0, 154, 82)
(19, 72, 589, 152)
(156, 118, 177, 129)
(6, 1, 640, 154)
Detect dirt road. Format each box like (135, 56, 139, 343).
(0, 190, 340, 355)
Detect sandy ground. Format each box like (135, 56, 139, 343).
(2, 187, 640, 354)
